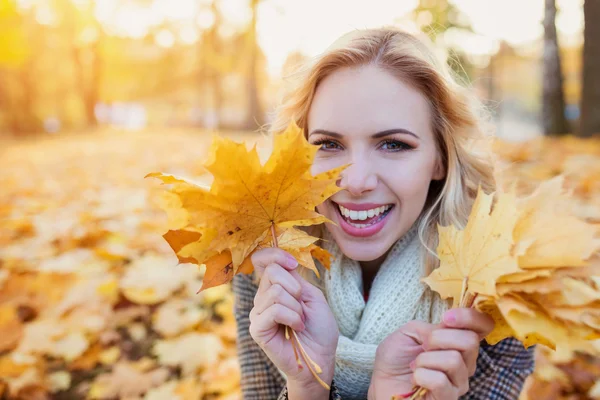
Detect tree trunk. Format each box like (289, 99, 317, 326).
(542, 0, 569, 135)
(209, 0, 222, 129)
(244, 0, 264, 130)
(580, 0, 600, 137)
(18, 60, 40, 134)
(86, 38, 101, 127)
(0, 74, 5, 111)
(73, 40, 100, 127)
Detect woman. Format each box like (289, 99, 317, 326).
(232, 27, 534, 400)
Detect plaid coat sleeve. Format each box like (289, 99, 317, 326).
(233, 272, 533, 400)
(232, 272, 342, 400)
(461, 338, 535, 399)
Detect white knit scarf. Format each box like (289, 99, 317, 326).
(319, 224, 449, 400)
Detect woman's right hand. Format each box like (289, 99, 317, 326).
(248, 247, 339, 389)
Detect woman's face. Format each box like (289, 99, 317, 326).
(308, 64, 445, 264)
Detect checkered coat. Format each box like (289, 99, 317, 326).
(233, 272, 535, 400)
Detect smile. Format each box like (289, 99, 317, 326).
(333, 201, 395, 237)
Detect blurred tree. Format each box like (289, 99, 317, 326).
(580, 0, 600, 137)
(281, 51, 309, 78)
(542, 0, 569, 135)
(0, 2, 42, 135)
(0, 0, 27, 133)
(208, 0, 223, 130)
(1, 0, 109, 134)
(0, 0, 29, 68)
(197, 0, 225, 129)
(412, 0, 474, 82)
(244, 0, 264, 130)
(60, 0, 103, 127)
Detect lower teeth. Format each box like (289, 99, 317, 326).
(349, 222, 369, 228)
(345, 209, 390, 229)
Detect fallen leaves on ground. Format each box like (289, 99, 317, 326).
(1, 130, 599, 399)
(0, 129, 244, 399)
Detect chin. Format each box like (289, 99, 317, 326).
(333, 237, 392, 262)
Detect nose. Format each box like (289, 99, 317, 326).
(337, 158, 378, 197)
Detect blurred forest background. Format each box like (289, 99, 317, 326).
(1, 1, 600, 400)
(0, 0, 599, 138)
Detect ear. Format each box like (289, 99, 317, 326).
(431, 159, 446, 181)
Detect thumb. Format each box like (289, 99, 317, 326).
(398, 320, 439, 346)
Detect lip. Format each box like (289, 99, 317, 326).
(332, 201, 394, 238)
(335, 202, 394, 211)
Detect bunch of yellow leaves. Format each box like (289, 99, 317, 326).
(146, 121, 346, 389)
(400, 177, 600, 400)
(425, 176, 600, 359)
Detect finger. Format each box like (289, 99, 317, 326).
(414, 350, 469, 393)
(424, 328, 480, 353)
(256, 303, 305, 333)
(423, 328, 480, 375)
(441, 308, 494, 338)
(254, 282, 305, 318)
(257, 263, 302, 301)
(412, 368, 458, 400)
(251, 247, 298, 278)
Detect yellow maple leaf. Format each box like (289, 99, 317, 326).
(161, 227, 330, 292)
(147, 121, 344, 288)
(555, 278, 600, 306)
(423, 186, 522, 307)
(496, 295, 594, 360)
(497, 275, 563, 296)
(477, 295, 556, 349)
(497, 268, 554, 284)
(474, 296, 516, 346)
(199, 250, 254, 292)
(162, 229, 202, 264)
(514, 176, 600, 268)
(200, 228, 332, 291)
(265, 227, 334, 278)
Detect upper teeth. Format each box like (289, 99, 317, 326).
(338, 204, 392, 220)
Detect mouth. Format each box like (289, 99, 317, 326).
(332, 201, 395, 237)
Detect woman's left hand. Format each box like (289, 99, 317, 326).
(368, 308, 494, 400)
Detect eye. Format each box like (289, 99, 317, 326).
(312, 138, 342, 151)
(380, 139, 412, 152)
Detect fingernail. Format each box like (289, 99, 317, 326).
(394, 389, 417, 399)
(409, 360, 416, 370)
(285, 254, 298, 269)
(444, 310, 456, 325)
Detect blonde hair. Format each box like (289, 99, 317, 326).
(266, 27, 497, 284)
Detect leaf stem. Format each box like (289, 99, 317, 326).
(271, 222, 329, 391)
(271, 223, 278, 247)
(291, 329, 330, 390)
(286, 326, 303, 370)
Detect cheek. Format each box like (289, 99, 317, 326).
(316, 203, 326, 215)
(310, 154, 347, 176)
(379, 157, 437, 198)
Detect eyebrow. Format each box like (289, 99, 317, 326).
(308, 128, 420, 140)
